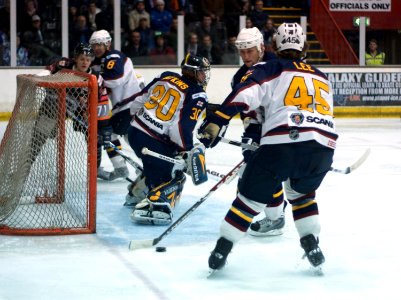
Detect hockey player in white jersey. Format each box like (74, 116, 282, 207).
(199, 23, 338, 271)
(232, 27, 287, 237)
(89, 30, 145, 181)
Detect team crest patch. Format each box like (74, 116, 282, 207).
(290, 113, 304, 125)
(289, 129, 299, 140)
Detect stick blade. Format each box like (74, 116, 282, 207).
(349, 148, 371, 172)
(128, 239, 155, 251)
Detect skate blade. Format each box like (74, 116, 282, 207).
(311, 265, 324, 276)
(248, 228, 283, 237)
(207, 268, 219, 278)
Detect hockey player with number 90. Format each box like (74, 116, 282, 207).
(199, 23, 338, 272)
(125, 54, 211, 225)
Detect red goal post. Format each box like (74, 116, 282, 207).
(0, 69, 98, 235)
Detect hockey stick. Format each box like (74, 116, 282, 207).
(329, 148, 371, 174)
(128, 159, 245, 250)
(105, 141, 143, 174)
(141, 147, 233, 182)
(220, 137, 370, 175)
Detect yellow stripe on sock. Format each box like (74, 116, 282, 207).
(292, 200, 316, 211)
(230, 207, 253, 222)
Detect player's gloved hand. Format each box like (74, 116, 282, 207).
(198, 121, 227, 148)
(241, 137, 253, 162)
(98, 125, 113, 146)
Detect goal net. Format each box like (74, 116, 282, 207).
(0, 70, 98, 235)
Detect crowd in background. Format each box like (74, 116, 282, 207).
(0, 0, 312, 67)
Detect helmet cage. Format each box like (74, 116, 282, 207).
(181, 54, 211, 87)
(74, 43, 95, 59)
(275, 23, 305, 52)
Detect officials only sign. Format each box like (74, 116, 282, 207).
(329, 0, 391, 12)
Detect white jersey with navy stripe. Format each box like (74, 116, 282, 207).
(218, 58, 338, 149)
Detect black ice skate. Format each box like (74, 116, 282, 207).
(208, 237, 233, 272)
(300, 234, 325, 267)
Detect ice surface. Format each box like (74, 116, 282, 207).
(1, 118, 401, 300)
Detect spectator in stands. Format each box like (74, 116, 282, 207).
(165, 15, 179, 52)
(135, 17, 155, 49)
(222, 35, 240, 65)
(22, 14, 58, 65)
(261, 18, 276, 45)
(150, 0, 173, 34)
(0, 0, 10, 32)
(199, 0, 224, 22)
(18, 0, 40, 34)
(68, 4, 79, 32)
(87, 0, 101, 31)
(186, 32, 199, 55)
(249, 0, 269, 30)
(122, 30, 149, 65)
(365, 39, 385, 65)
(70, 15, 93, 55)
(128, 0, 150, 32)
(149, 31, 176, 64)
(0, 28, 10, 66)
(17, 33, 30, 66)
(245, 17, 254, 28)
(195, 15, 222, 48)
(95, 0, 114, 33)
(197, 33, 223, 65)
(223, 0, 244, 37)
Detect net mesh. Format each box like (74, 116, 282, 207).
(0, 70, 97, 235)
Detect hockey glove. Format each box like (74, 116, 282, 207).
(198, 122, 227, 148)
(184, 144, 208, 185)
(98, 125, 113, 146)
(241, 123, 261, 163)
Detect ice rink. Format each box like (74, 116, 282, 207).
(1, 118, 401, 300)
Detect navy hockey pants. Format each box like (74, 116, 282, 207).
(238, 140, 334, 204)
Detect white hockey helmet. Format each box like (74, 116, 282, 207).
(89, 30, 112, 45)
(235, 27, 264, 53)
(275, 23, 305, 52)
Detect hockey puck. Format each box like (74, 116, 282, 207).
(155, 246, 166, 252)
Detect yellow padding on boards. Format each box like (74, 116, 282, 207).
(333, 106, 401, 118)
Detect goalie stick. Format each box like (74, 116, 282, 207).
(219, 137, 370, 175)
(128, 160, 245, 251)
(141, 147, 236, 183)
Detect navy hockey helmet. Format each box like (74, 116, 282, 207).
(74, 43, 95, 58)
(181, 54, 211, 87)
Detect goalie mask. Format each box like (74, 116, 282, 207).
(275, 23, 305, 52)
(181, 54, 211, 88)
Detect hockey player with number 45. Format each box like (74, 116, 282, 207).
(126, 54, 211, 225)
(198, 23, 338, 272)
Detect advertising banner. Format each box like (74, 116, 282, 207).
(327, 72, 401, 106)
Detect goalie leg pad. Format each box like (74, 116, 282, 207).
(148, 171, 186, 208)
(186, 144, 208, 185)
(130, 171, 186, 225)
(131, 199, 173, 225)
